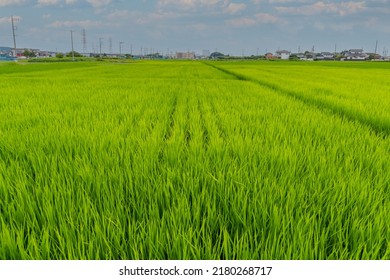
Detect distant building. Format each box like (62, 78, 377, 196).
(313, 53, 323, 60)
(296, 53, 305, 60)
(14, 48, 40, 58)
(321, 52, 335, 60)
(175, 52, 195, 59)
(38, 51, 56, 58)
(202, 49, 210, 58)
(0, 46, 15, 60)
(344, 49, 368, 60)
(366, 53, 382, 60)
(265, 53, 276, 59)
(275, 50, 291, 60)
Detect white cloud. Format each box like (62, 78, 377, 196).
(224, 3, 246, 14)
(37, 0, 59, 5)
(227, 12, 280, 27)
(36, 0, 111, 7)
(269, 0, 314, 3)
(37, 0, 77, 6)
(49, 19, 104, 28)
(0, 16, 11, 24)
(105, 10, 131, 21)
(157, 0, 224, 10)
(255, 12, 280, 23)
(0, 16, 22, 26)
(276, 1, 366, 16)
(86, 0, 112, 8)
(105, 9, 181, 25)
(0, 0, 25, 6)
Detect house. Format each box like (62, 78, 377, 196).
(265, 52, 276, 59)
(295, 53, 305, 60)
(314, 53, 325, 60)
(321, 52, 335, 60)
(38, 51, 56, 58)
(303, 52, 315, 61)
(275, 50, 291, 60)
(0, 46, 13, 56)
(366, 53, 382, 60)
(0, 46, 15, 61)
(175, 52, 195, 59)
(344, 49, 368, 61)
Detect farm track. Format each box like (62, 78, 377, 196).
(204, 62, 390, 139)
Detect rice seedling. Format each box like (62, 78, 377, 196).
(0, 61, 389, 260)
(210, 60, 390, 136)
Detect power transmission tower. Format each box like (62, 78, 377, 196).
(99, 38, 103, 56)
(109, 37, 113, 54)
(82, 29, 87, 53)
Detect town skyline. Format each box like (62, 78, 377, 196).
(1, 1, 390, 56)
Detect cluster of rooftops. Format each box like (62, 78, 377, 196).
(268, 49, 387, 61)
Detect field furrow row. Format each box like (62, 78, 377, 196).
(0, 61, 389, 260)
(208, 61, 390, 137)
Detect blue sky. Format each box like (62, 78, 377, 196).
(1, 0, 390, 55)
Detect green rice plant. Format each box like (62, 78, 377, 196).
(0, 61, 389, 260)
(209, 60, 390, 136)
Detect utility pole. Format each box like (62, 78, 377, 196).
(119, 42, 124, 56)
(374, 40, 378, 54)
(70, 30, 75, 61)
(11, 16, 17, 57)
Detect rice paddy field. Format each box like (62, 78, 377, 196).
(0, 60, 389, 260)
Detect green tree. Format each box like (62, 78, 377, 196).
(23, 49, 36, 58)
(66, 51, 83, 58)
